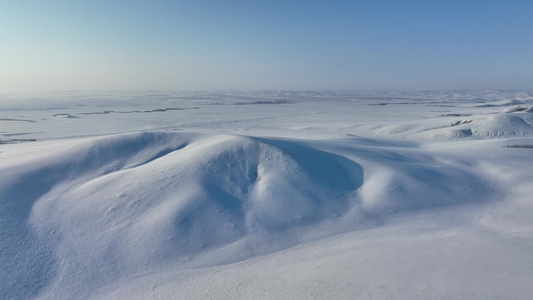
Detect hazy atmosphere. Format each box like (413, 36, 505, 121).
(2, 0, 533, 91)
(2, 2, 533, 300)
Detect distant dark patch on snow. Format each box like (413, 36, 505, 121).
(369, 102, 411, 106)
(81, 110, 114, 115)
(0, 139, 37, 144)
(450, 120, 473, 127)
(2, 132, 33, 137)
(369, 102, 457, 107)
(235, 100, 292, 105)
(81, 107, 189, 115)
(504, 144, 533, 149)
(0, 118, 35, 123)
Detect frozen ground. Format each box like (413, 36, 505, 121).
(1, 90, 533, 299)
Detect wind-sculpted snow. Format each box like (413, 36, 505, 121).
(374, 111, 533, 139)
(0, 132, 190, 298)
(1, 90, 533, 299)
(0, 131, 503, 299)
(0, 132, 363, 298)
(430, 113, 533, 139)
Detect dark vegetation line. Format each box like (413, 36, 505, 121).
(80, 107, 196, 115)
(0, 139, 37, 144)
(504, 144, 533, 148)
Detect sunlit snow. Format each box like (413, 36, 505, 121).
(1, 90, 533, 299)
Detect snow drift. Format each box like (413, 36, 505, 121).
(1, 131, 501, 299)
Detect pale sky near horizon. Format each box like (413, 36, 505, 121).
(1, 1, 532, 91)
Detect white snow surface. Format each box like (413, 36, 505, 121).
(1, 90, 533, 299)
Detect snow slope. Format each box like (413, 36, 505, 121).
(1, 90, 533, 299)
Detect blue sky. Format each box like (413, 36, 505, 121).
(1, 1, 532, 91)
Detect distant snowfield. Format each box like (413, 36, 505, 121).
(1, 90, 533, 299)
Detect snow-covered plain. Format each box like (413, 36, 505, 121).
(1, 90, 533, 299)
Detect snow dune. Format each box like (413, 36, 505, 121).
(1, 90, 533, 299)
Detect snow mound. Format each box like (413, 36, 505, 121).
(0, 131, 501, 298)
(420, 113, 533, 139)
(468, 114, 533, 138)
(1, 132, 364, 298)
